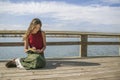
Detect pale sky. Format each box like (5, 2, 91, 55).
(0, 0, 120, 33)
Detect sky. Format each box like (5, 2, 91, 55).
(0, 0, 120, 33)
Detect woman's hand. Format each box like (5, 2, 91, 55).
(31, 47, 42, 53)
(24, 47, 36, 53)
(35, 49, 43, 53)
(31, 47, 36, 52)
(25, 47, 44, 54)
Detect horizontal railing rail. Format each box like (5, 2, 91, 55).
(0, 30, 120, 37)
(0, 42, 120, 46)
(0, 30, 120, 57)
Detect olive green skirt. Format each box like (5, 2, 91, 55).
(20, 52, 46, 70)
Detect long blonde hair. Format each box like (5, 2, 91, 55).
(23, 18, 42, 41)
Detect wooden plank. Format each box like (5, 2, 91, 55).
(0, 42, 24, 46)
(0, 42, 82, 46)
(88, 42, 120, 45)
(0, 57, 120, 80)
(92, 76, 120, 80)
(1, 67, 120, 80)
(0, 61, 119, 73)
(0, 42, 120, 46)
(0, 30, 120, 36)
(1, 57, 119, 73)
(0, 62, 119, 75)
(1, 65, 119, 76)
(0, 34, 120, 38)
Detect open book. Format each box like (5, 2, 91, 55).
(27, 48, 35, 53)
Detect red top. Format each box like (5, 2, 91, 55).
(28, 31, 43, 49)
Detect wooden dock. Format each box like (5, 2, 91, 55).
(0, 30, 120, 80)
(0, 57, 120, 80)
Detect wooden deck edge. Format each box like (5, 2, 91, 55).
(0, 56, 119, 62)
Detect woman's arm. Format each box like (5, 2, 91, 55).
(41, 31, 46, 52)
(24, 39, 29, 53)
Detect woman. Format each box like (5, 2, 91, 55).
(6, 18, 46, 69)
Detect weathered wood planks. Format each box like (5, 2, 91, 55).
(0, 57, 120, 80)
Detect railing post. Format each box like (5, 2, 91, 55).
(119, 37, 120, 56)
(119, 48, 120, 56)
(81, 35, 88, 57)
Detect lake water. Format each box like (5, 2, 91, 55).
(0, 37, 119, 60)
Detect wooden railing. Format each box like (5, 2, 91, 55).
(0, 30, 120, 57)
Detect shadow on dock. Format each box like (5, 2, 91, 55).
(44, 60, 101, 69)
